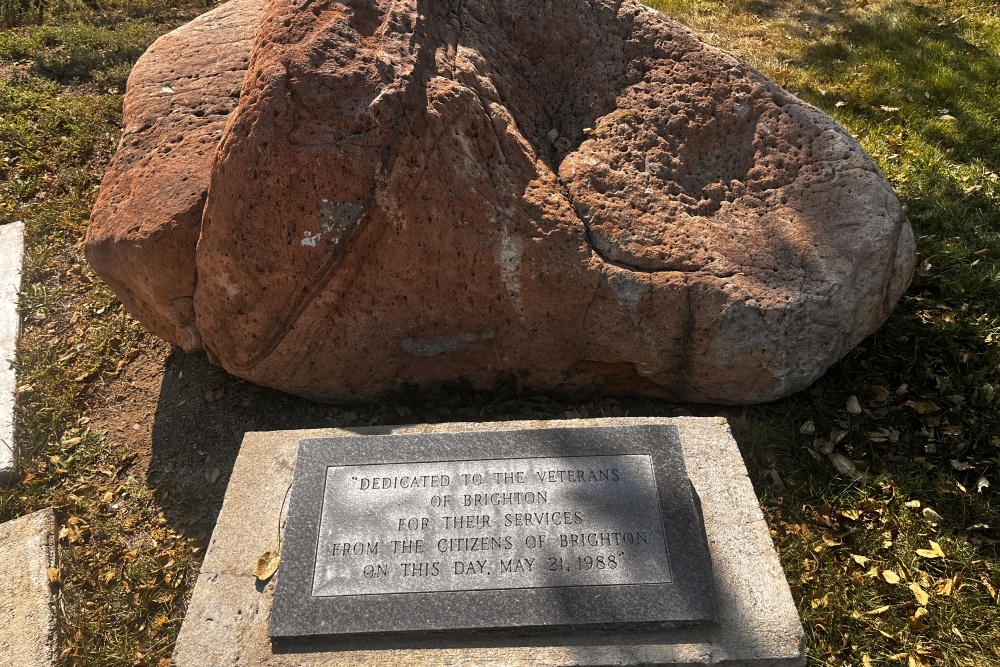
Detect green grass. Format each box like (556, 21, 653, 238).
(1, 0, 999, 664)
(645, 0, 1000, 662)
(0, 1, 211, 664)
(0, 21, 165, 86)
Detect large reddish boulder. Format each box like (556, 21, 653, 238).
(88, 0, 914, 404)
(86, 0, 261, 352)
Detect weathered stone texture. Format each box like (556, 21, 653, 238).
(86, 0, 261, 351)
(0, 509, 57, 667)
(89, 0, 914, 404)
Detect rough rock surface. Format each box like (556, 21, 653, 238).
(89, 0, 914, 404)
(86, 0, 261, 351)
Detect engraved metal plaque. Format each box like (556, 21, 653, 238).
(270, 425, 715, 639)
(312, 455, 671, 596)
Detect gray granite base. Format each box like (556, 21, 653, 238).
(172, 418, 805, 666)
(0, 508, 58, 666)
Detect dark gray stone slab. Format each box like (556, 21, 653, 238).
(270, 424, 714, 640)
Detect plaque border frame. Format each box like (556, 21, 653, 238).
(269, 424, 715, 639)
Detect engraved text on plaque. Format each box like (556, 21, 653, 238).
(312, 454, 671, 596)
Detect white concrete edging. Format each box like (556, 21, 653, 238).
(0, 508, 58, 666)
(0, 220, 24, 486)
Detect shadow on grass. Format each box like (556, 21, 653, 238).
(746, 0, 1000, 536)
(0, 0, 211, 88)
(798, 1, 1000, 171)
(144, 347, 731, 543)
(143, 350, 537, 540)
(147, 349, 338, 541)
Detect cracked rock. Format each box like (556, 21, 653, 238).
(87, 0, 914, 404)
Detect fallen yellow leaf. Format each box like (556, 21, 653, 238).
(905, 399, 939, 414)
(882, 570, 901, 584)
(870, 385, 891, 401)
(865, 605, 891, 615)
(916, 540, 946, 559)
(910, 582, 930, 605)
(908, 608, 928, 630)
(851, 554, 869, 566)
(255, 550, 280, 581)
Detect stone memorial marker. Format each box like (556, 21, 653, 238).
(270, 425, 714, 639)
(172, 418, 806, 666)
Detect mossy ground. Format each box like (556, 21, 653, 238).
(1, 0, 998, 664)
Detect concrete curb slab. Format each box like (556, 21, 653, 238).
(0, 220, 24, 486)
(0, 508, 58, 666)
(173, 417, 805, 666)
